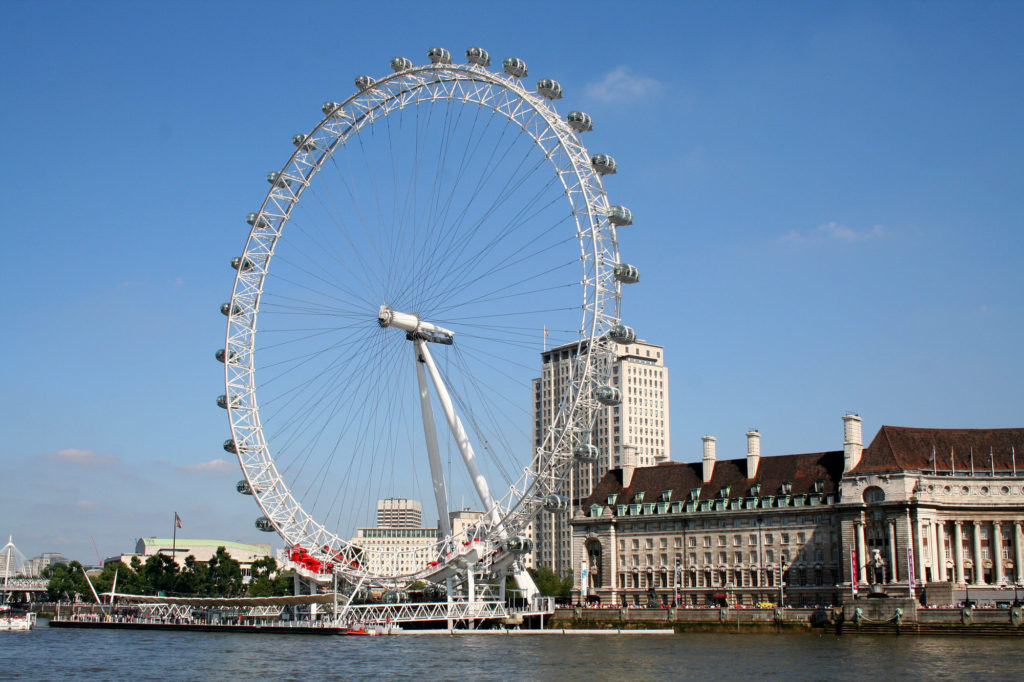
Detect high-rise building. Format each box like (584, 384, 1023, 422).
(377, 498, 423, 529)
(530, 338, 670, 575)
(352, 498, 437, 576)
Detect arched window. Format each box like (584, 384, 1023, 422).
(863, 486, 885, 504)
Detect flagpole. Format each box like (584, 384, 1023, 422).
(172, 511, 178, 566)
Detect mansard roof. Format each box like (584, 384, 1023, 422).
(853, 426, 1024, 474)
(581, 450, 844, 508)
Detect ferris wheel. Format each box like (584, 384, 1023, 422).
(218, 47, 639, 591)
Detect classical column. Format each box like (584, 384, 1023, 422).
(1015, 521, 1024, 584)
(855, 519, 867, 583)
(921, 516, 929, 585)
(953, 521, 965, 584)
(935, 521, 947, 582)
(972, 520, 985, 585)
(887, 520, 898, 583)
(992, 521, 1004, 585)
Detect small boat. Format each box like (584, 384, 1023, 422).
(0, 605, 36, 632)
(346, 625, 377, 636)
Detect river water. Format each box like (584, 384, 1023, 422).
(2, 620, 1020, 680)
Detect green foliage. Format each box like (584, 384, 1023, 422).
(45, 561, 89, 601)
(528, 566, 573, 597)
(207, 546, 244, 596)
(247, 556, 292, 597)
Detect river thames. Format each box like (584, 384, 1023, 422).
(2, 622, 1021, 680)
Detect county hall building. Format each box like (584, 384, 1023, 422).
(570, 414, 1024, 607)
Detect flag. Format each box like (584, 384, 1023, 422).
(970, 447, 975, 476)
(175, 512, 183, 529)
(990, 447, 995, 476)
(851, 548, 858, 596)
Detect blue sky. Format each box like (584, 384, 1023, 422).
(1, 1, 1021, 563)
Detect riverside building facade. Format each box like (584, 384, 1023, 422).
(571, 415, 1024, 607)
(530, 339, 670, 575)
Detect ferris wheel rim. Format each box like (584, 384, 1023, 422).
(222, 52, 623, 583)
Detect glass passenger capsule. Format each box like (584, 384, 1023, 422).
(223, 438, 238, 454)
(245, 212, 270, 228)
(536, 79, 563, 99)
(466, 46, 490, 67)
(391, 56, 413, 72)
(590, 154, 617, 175)
(595, 385, 622, 406)
(613, 263, 640, 284)
(504, 535, 534, 554)
(217, 394, 234, 409)
(354, 75, 375, 91)
(423, 584, 446, 601)
(266, 171, 289, 187)
(542, 494, 569, 512)
(502, 57, 528, 77)
(321, 101, 350, 119)
(215, 348, 238, 364)
(236, 479, 253, 495)
(607, 205, 633, 226)
(428, 47, 452, 64)
(574, 443, 600, 460)
(607, 324, 637, 344)
(255, 516, 275, 532)
(220, 302, 242, 317)
(230, 256, 253, 272)
(567, 111, 593, 133)
(382, 589, 409, 604)
(292, 134, 316, 151)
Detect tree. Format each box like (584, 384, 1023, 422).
(45, 561, 89, 602)
(139, 554, 179, 595)
(207, 546, 243, 596)
(528, 566, 573, 597)
(176, 555, 209, 595)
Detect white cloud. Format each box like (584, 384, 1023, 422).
(783, 221, 885, 245)
(75, 499, 102, 510)
(584, 66, 662, 104)
(179, 458, 235, 474)
(42, 448, 118, 466)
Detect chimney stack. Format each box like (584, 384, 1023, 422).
(746, 430, 761, 478)
(843, 413, 863, 473)
(702, 435, 716, 483)
(621, 444, 638, 488)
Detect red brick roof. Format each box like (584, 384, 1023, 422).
(853, 426, 1024, 474)
(581, 450, 844, 507)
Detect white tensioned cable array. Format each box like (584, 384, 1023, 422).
(222, 51, 628, 582)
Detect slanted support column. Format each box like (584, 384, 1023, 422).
(954, 521, 965, 584)
(855, 519, 867, 583)
(972, 520, 985, 585)
(993, 521, 1004, 585)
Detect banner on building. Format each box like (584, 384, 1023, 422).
(580, 560, 589, 597)
(851, 548, 858, 596)
(908, 546, 915, 598)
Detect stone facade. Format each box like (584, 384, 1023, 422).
(571, 417, 1024, 607)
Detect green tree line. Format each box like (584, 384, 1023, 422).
(44, 549, 294, 601)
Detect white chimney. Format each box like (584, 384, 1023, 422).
(702, 435, 716, 483)
(621, 444, 638, 488)
(843, 413, 863, 473)
(746, 430, 761, 478)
